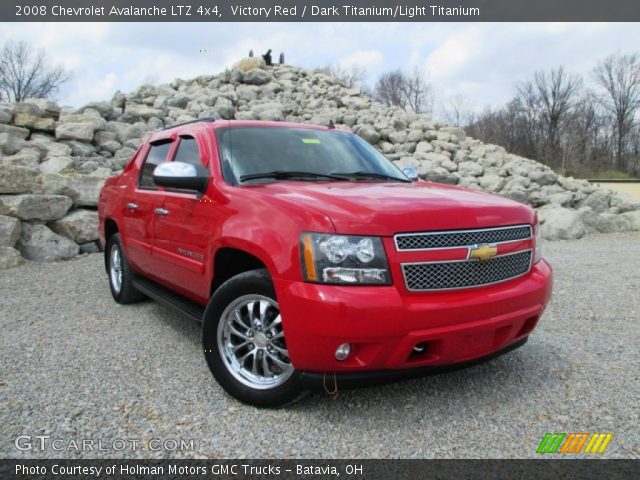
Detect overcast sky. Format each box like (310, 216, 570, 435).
(0, 22, 637, 113)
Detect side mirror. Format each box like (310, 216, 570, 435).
(153, 161, 209, 194)
(401, 166, 418, 181)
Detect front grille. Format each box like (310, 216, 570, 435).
(395, 225, 532, 250)
(402, 250, 532, 291)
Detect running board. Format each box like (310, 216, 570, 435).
(133, 276, 205, 323)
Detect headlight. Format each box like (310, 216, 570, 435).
(534, 222, 543, 263)
(300, 233, 391, 285)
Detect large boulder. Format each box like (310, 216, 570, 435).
(55, 123, 96, 143)
(1, 148, 41, 168)
(50, 209, 98, 243)
(39, 156, 74, 174)
(233, 57, 266, 73)
(356, 125, 380, 144)
(0, 194, 72, 221)
(0, 215, 21, 247)
(242, 68, 272, 85)
(621, 210, 640, 231)
(0, 124, 30, 140)
(38, 173, 106, 207)
(0, 165, 39, 194)
(12, 103, 57, 132)
(0, 246, 24, 270)
(17, 223, 79, 261)
(539, 207, 586, 240)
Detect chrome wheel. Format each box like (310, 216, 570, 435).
(217, 294, 293, 389)
(109, 244, 123, 294)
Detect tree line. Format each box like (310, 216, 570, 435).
(328, 52, 640, 178)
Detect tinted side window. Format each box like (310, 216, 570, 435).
(173, 136, 202, 167)
(139, 141, 172, 188)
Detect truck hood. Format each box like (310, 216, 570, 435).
(247, 181, 535, 235)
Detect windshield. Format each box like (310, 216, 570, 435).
(216, 126, 408, 184)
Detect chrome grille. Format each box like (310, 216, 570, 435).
(395, 225, 532, 250)
(402, 250, 532, 291)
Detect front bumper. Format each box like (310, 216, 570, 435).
(274, 259, 552, 374)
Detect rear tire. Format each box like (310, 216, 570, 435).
(106, 233, 146, 304)
(202, 269, 302, 407)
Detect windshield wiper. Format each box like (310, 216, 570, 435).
(240, 170, 349, 182)
(331, 171, 411, 183)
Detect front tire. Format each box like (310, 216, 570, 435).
(106, 233, 146, 304)
(203, 269, 301, 407)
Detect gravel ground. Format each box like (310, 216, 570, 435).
(1, 233, 638, 459)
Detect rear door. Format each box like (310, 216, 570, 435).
(149, 134, 214, 303)
(122, 139, 173, 273)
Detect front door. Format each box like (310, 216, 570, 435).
(150, 135, 214, 303)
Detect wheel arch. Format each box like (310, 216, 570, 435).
(211, 246, 272, 296)
(103, 218, 119, 273)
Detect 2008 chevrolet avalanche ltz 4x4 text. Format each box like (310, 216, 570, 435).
(98, 119, 553, 407)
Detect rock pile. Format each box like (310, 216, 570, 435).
(1, 59, 639, 269)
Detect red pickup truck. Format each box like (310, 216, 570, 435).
(98, 119, 552, 406)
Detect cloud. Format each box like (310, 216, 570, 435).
(338, 49, 383, 70)
(0, 22, 637, 109)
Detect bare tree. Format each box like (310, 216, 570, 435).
(516, 67, 582, 166)
(441, 93, 474, 127)
(593, 52, 640, 171)
(0, 40, 70, 103)
(322, 63, 367, 88)
(374, 68, 432, 114)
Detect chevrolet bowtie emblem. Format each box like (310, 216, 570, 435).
(468, 243, 498, 262)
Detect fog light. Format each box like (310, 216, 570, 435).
(335, 343, 351, 361)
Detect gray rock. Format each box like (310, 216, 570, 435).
(414, 141, 434, 154)
(0, 246, 24, 270)
(578, 190, 611, 213)
(123, 103, 164, 121)
(621, 210, 640, 231)
(1, 148, 41, 168)
(529, 169, 558, 186)
(423, 167, 458, 185)
(458, 161, 484, 177)
(242, 69, 272, 85)
(539, 207, 586, 240)
(79, 241, 100, 254)
(21, 98, 61, 117)
(0, 106, 13, 124)
(38, 173, 105, 207)
(0, 132, 26, 155)
(50, 209, 98, 243)
(356, 125, 380, 144)
(80, 101, 114, 119)
(0, 194, 72, 221)
(13, 111, 56, 132)
(0, 165, 39, 194)
(0, 123, 30, 140)
(55, 123, 96, 143)
(0, 215, 21, 247)
(17, 223, 79, 261)
(479, 174, 505, 193)
(39, 156, 74, 174)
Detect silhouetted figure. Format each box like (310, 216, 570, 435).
(249, 49, 253, 57)
(279, 52, 285, 65)
(262, 49, 273, 66)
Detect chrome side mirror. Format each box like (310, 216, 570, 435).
(401, 166, 418, 181)
(153, 161, 209, 194)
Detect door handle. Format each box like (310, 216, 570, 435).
(126, 202, 138, 210)
(154, 207, 169, 216)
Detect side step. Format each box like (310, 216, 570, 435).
(133, 276, 205, 323)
